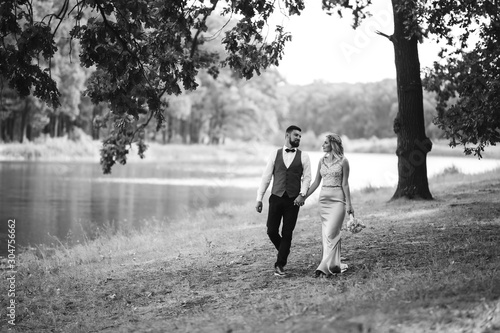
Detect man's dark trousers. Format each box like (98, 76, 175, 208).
(267, 192, 300, 268)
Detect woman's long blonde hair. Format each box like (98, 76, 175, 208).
(326, 133, 344, 160)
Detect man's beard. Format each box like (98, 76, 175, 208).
(289, 139, 300, 148)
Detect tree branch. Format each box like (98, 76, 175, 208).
(26, 1, 34, 25)
(44, 0, 69, 38)
(375, 30, 393, 42)
(52, 0, 70, 38)
(190, 1, 219, 59)
(68, 1, 86, 17)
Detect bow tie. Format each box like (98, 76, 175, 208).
(285, 148, 296, 153)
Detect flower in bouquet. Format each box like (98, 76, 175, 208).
(345, 214, 365, 234)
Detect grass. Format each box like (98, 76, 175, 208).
(0, 137, 273, 165)
(0, 135, 100, 161)
(1, 169, 500, 332)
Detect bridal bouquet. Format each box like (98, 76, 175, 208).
(345, 214, 366, 234)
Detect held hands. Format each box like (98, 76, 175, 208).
(294, 195, 305, 206)
(256, 196, 305, 212)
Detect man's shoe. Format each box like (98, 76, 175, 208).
(274, 265, 286, 276)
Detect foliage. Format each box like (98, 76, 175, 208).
(421, 1, 500, 158)
(1, 0, 93, 142)
(1, 0, 304, 173)
(0, 1, 60, 106)
(322, 0, 372, 29)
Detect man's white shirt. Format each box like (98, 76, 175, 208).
(256, 146, 312, 202)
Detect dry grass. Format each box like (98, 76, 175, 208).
(0, 136, 100, 161)
(2, 169, 500, 332)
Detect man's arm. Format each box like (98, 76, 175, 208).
(294, 152, 312, 206)
(256, 152, 275, 213)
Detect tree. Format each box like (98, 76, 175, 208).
(0, 84, 23, 142)
(48, 8, 89, 139)
(0, 0, 93, 142)
(377, 0, 434, 200)
(323, 0, 433, 199)
(421, 1, 500, 158)
(323, 0, 499, 199)
(1, 0, 303, 173)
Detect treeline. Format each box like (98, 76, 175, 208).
(0, 71, 444, 145)
(280, 79, 443, 140)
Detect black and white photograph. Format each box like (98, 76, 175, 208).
(1, 0, 500, 332)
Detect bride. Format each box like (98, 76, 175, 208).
(304, 133, 354, 277)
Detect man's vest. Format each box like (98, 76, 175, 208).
(271, 148, 303, 197)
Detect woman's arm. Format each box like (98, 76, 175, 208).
(342, 158, 354, 215)
(305, 159, 323, 199)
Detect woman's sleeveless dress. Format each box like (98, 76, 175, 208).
(317, 157, 345, 275)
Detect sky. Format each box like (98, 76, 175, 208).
(271, 0, 443, 85)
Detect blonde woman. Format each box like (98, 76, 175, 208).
(304, 133, 354, 277)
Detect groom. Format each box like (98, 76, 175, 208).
(256, 125, 311, 276)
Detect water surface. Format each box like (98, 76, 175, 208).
(1, 152, 499, 253)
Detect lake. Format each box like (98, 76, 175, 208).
(1, 152, 499, 254)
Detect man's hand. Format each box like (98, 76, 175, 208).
(294, 195, 305, 206)
(256, 201, 263, 213)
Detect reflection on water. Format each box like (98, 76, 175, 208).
(90, 176, 258, 188)
(0, 152, 499, 253)
(0, 161, 259, 254)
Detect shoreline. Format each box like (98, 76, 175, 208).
(2, 137, 500, 163)
(1, 169, 499, 331)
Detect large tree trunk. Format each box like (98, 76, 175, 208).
(391, 0, 433, 200)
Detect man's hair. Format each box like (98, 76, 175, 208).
(286, 125, 301, 133)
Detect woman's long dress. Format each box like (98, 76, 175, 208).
(316, 157, 345, 275)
